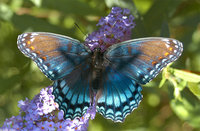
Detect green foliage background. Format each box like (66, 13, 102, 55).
(0, 0, 200, 130)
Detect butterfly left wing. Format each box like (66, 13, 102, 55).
(96, 67, 142, 122)
(104, 37, 183, 84)
(17, 32, 91, 80)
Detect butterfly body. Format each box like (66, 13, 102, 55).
(17, 32, 183, 122)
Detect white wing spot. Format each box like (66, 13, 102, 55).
(49, 71, 53, 74)
(38, 58, 43, 63)
(169, 55, 173, 59)
(163, 39, 169, 42)
(163, 39, 170, 44)
(43, 65, 48, 70)
(26, 48, 30, 52)
(150, 70, 154, 75)
(30, 35, 34, 38)
(30, 38, 35, 42)
(32, 33, 39, 36)
(155, 64, 160, 69)
(165, 44, 170, 48)
(32, 53, 37, 57)
(23, 33, 28, 37)
(144, 75, 148, 79)
(18, 35, 22, 39)
(173, 40, 178, 44)
(162, 58, 167, 63)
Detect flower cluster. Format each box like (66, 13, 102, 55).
(84, 7, 135, 51)
(0, 87, 96, 131)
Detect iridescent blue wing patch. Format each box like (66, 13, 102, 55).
(105, 37, 183, 84)
(96, 67, 142, 122)
(52, 62, 92, 120)
(17, 32, 91, 80)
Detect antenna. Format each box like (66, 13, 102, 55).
(74, 23, 87, 36)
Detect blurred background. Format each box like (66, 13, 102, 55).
(0, 0, 200, 130)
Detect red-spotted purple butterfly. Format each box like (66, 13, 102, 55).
(17, 32, 183, 122)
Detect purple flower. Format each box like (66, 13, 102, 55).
(1, 86, 96, 131)
(85, 7, 135, 51)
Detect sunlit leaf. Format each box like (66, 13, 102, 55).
(0, 3, 13, 21)
(159, 77, 166, 88)
(177, 80, 187, 91)
(143, 0, 182, 34)
(173, 69, 200, 83)
(10, 0, 23, 11)
(188, 82, 200, 97)
(30, 0, 42, 7)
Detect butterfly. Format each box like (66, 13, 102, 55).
(17, 32, 183, 122)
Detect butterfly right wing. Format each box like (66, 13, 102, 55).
(104, 37, 183, 84)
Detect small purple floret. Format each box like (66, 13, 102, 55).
(84, 7, 135, 52)
(1, 86, 96, 131)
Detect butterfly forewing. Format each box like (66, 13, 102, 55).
(105, 37, 183, 84)
(17, 32, 91, 80)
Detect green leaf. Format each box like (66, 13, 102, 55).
(173, 69, 200, 83)
(11, 14, 71, 35)
(174, 87, 181, 100)
(41, 0, 101, 16)
(177, 80, 187, 91)
(143, 0, 182, 34)
(170, 90, 200, 128)
(30, 0, 42, 7)
(159, 67, 168, 88)
(170, 99, 189, 119)
(0, 3, 13, 21)
(10, 0, 23, 11)
(159, 77, 166, 88)
(188, 82, 200, 97)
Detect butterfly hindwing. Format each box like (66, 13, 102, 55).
(105, 37, 183, 84)
(96, 67, 142, 122)
(17, 32, 91, 80)
(52, 62, 92, 119)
